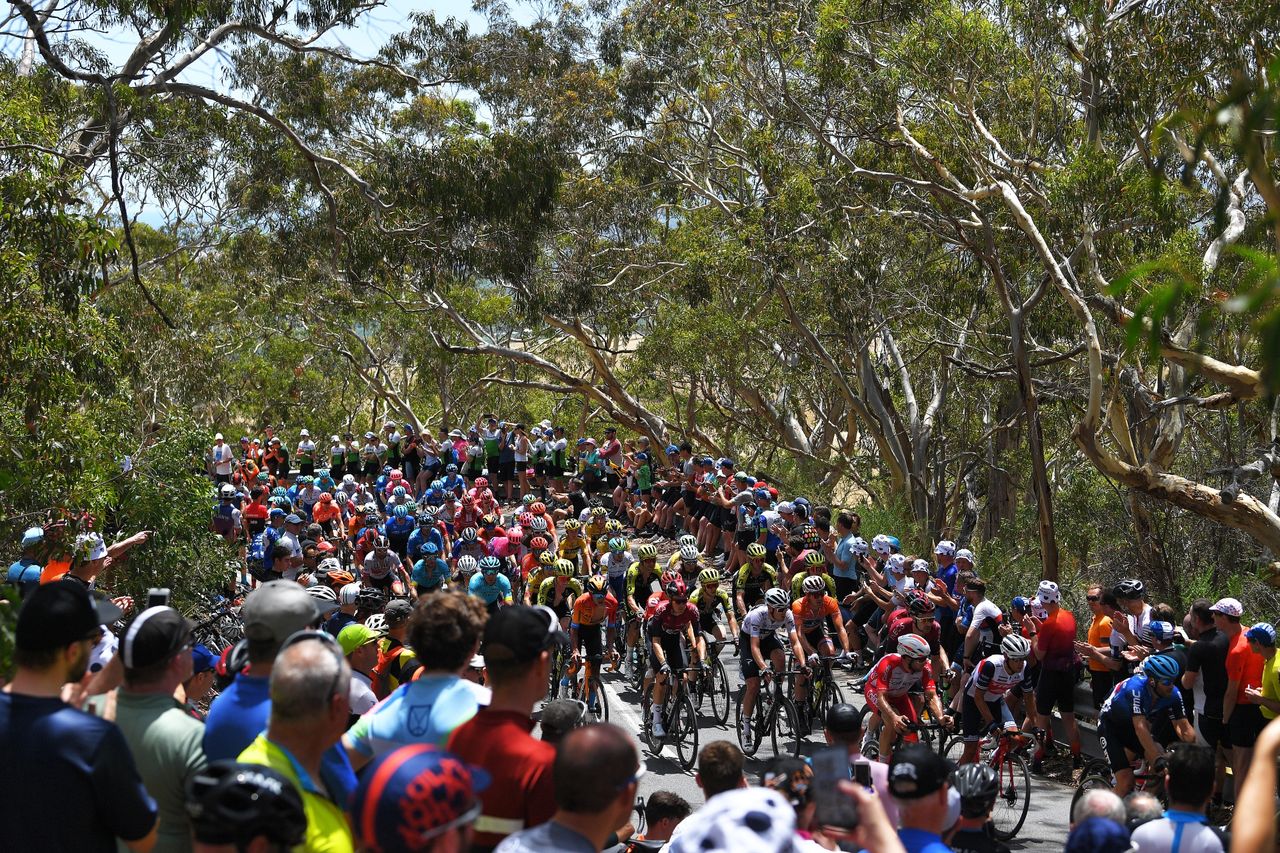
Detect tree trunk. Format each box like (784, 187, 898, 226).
(1008, 308, 1060, 579)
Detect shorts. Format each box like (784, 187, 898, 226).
(719, 511, 735, 533)
(1228, 703, 1266, 748)
(740, 585, 765, 610)
(363, 461, 379, 479)
(961, 692, 1014, 741)
(498, 460, 516, 482)
(1097, 717, 1139, 771)
(699, 609, 720, 635)
(649, 633, 686, 673)
(577, 623, 605, 664)
(299, 462, 314, 477)
(608, 574, 626, 602)
(1020, 664, 1041, 693)
(803, 627, 828, 650)
(605, 472, 620, 487)
(740, 633, 783, 680)
(735, 530, 757, 550)
(867, 692, 920, 725)
(1196, 714, 1224, 749)
(547, 597, 571, 620)
(1036, 668, 1077, 715)
(214, 472, 231, 484)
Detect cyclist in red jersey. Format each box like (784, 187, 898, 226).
(864, 632, 948, 758)
(887, 592, 950, 677)
(646, 577, 706, 737)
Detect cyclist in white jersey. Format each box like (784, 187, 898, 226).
(959, 634, 1031, 764)
(737, 588, 806, 749)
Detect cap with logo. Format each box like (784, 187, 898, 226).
(888, 743, 955, 800)
(1247, 622, 1277, 647)
(349, 744, 489, 851)
(15, 580, 123, 652)
(1210, 598, 1243, 618)
(1145, 621, 1175, 643)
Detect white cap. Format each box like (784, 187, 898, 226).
(75, 532, 108, 562)
(1037, 580, 1060, 604)
(934, 540, 956, 557)
(299, 428, 309, 437)
(776, 501, 796, 514)
(1210, 598, 1244, 617)
(331, 435, 340, 442)
(214, 433, 224, 441)
(956, 548, 975, 565)
(887, 554, 907, 573)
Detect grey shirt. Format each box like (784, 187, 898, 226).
(494, 820, 596, 853)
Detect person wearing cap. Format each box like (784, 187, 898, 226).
(887, 743, 956, 853)
(0, 580, 158, 852)
(337, 623, 383, 717)
(114, 606, 210, 853)
(202, 581, 354, 801)
(1029, 579, 1083, 770)
(1216, 597, 1265, 786)
(495, 723, 643, 853)
(1246, 623, 1280, 726)
(821, 702, 900, 827)
(370, 598, 421, 697)
(294, 428, 316, 478)
(61, 527, 152, 590)
(537, 698, 586, 744)
(262, 437, 290, 485)
(7, 525, 45, 599)
(179, 644, 219, 721)
(237, 632, 355, 853)
(448, 606, 566, 851)
(211, 433, 234, 483)
(345, 594, 487, 767)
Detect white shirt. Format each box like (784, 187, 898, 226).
(212, 443, 233, 474)
(349, 671, 378, 715)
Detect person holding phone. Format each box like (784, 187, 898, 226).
(820, 703, 898, 828)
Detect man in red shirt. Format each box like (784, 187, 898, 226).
(1031, 580, 1081, 769)
(448, 605, 566, 852)
(1218, 597, 1264, 787)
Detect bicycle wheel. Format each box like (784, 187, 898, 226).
(708, 658, 731, 726)
(991, 752, 1031, 840)
(816, 679, 845, 726)
(628, 647, 645, 693)
(641, 685, 664, 753)
(769, 697, 803, 759)
(1070, 771, 1115, 818)
(593, 676, 610, 722)
(734, 689, 764, 757)
(941, 735, 968, 764)
(673, 691, 700, 771)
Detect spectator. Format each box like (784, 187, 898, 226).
(202, 580, 354, 801)
(887, 744, 954, 853)
(822, 702, 899, 827)
(635, 791, 690, 844)
(1182, 598, 1229, 807)
(373, 598, 421, 697)
(1123, 791, 1164, 832)
(114, 605, 209, 853)
(945, 763, 1007, 853)
(237, 631, 355, 852)
(1216, 599, 1264, 786)
(495, 723, 644, 853)
(336, 623, 382, 717)
(178, 644, 219, 721)
(1130, 744, 1226, 853)
(760, 755, 820, 846)
(0, 580, 158, 852)
(323, 583, 361, 636)
(1081, 584, 1117, 708)
(666, 788, 812, 853)
(539, 698, 587, 744)
(185, 761, 306, 852)
(345, 593, 487, 767)
(1232, 715, 1280, 851)
(696, 739, 749, 799)
(1244, 623, 1280, 722)
(448, 605, 565, 852)
(348, 744, 488, 853)
(1031, 580, 1081, 769)
(6, 525, 44, 599)
(1071, 788, 1126, 828)
(1064, 818, 1132, 853)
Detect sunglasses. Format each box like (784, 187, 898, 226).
(616, 759, 648, 790)
(1086, 595, 1100, 602)
(670, 597, 688, 605)
(278, 630, 348, 703)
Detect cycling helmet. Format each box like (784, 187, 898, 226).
(219, 484, 237, 498)
(393, 486, 407, 498)
(679, 543, 700, 562)
(605, 519, 624, 534)
(393, 504, 408, 518)
(185, 761, 306, 849)
(1115, 578, 1146, 599)
(586, 575, 610, 596)
(554, 559, 576, 577)
(660, 569, 681, 587)
(373, 535, 390, 550)
(300, 475, 314, 485)
(698, 567, 721, 586)
(763, 588, 791, 609)
(481, 514, 498, 526)
(306, 585, 338, 602)
(446, 463, 459, 473)
(404, 500, 418, 514)
(871, 534, 892, 556)
(608, 536, 629, 553)
(460, 527, 478, 542)
(564, 519, 581, 531)
(325, 570, 356, 589)
(335, 582, 360, 605)
(530, 536, 549, 550)
(746, 543, 767, 558)
(590, 506, 607, 518)
(382, 465, 392, 475)
(522, 495, 536, 506)
(1011, 596, 1030, 612)
(1001, 634, 1032, 659)
(538, 551, 556, 567)
(318, 492, 333, 504)
(802, 575, 828, 595)
(635, 543, 658, 560)
(457, 555, 480, 575)
(950, 764, 1000, 818)
(272, 487, 287, 498)
(850, 536, 868, 556)
(908, 595, 936, 616)
(417, 513, 432, 525)
(678, 534, 697, 549)
(475, 477, 489, 488)
(665, 578, 687, 598)
(897, 633, 931, 660)
(804, 551, 825, 567)
(1144, 654, 1181, 684)
(479, 556, 501, 573)
(343, 474, 356, 485)
(516, 512, 534, 528)
(364, 613, 387, 631)
(317, 556, 342, 575)
(886, 535, 900, 552)
(529, 516, 548, 532)
(356, 587, 387, 609)
(530, 502, 547, 515)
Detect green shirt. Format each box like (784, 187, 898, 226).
(1262, 652, 1280, 720)
(113, 691, 208, 853)
(636, 463, 653, 491)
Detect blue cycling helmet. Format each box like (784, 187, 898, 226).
(479, 555, 501, 573)
(272, 487, 287, 497)
(421, 542, 439, 555)
(393, 505, 408, 517)
(382, 465, 392, 475)
(431, 479, 444, 490)
(393, 486, 407, 497)
(886, 536, 901, 553)
(1011, 596, 1029, 612)
(1143, 654, 1181, 684)
(445, 464, 459, 473)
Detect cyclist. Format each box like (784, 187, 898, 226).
(361, 535, 414, 598)
(737, 588, 807, 750)
(557, 519, 593, 575)
(947, 763, 1009, 853)
(524, 551, 557, 606)
(886, 592, 949, 679)
(468, 555, 514, 614)
(600, 536, 635, 603)
(690, 566, 740, 649)
(407, 512, 446, 562)
(584, 505, 609, 543)
(622, 544, 662, 673)
(383, 504, 415, 560)
(455, 554, 480, 590)
(788, 550, 837, 600)
(538, 559, 583, 629)
(1098, 653, 1196, 795)
(521, 536, 551, 582)
(864, 633, 947, 759)
(467, 476, 498, 516)
(958, 633, 1032, 764)
(734, 543, 779, 616)
(673, 542, 705, 588)
(596, 519, 626, 559)
(568, 575, 621, 714)
(411, 541, 451, 594)
(646, 577, 706, 737)
(451, 526, 486, 569)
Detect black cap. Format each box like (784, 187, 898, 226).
(121, 606, 195, 670)
(538, 699, 585, 737)
(825, 702, 864, 735)
(888, 743, 955, 800)
(384, 599, 414, 626)
(16, 580, 123, 652)
(482, 605, 566, 663)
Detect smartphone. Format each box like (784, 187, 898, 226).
(811, 746, 859, 829)
(147, 587, 171, 608)
(852, 760, 872, 788)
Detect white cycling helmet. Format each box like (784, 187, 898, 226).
(802, 575, 828, 595)
(457, 555, 479, 575)
(339, 583, 361, 605)
(318, 557, 342, 575)
(1001, 634, 1032, 659)
(364, 613, 387, 632)
(678, 534, 697, 550)
(897, 633, 931, 660)
(679, 543, 700, 562)
(306, 585, 338, 602)
(763, 587, 790, 609)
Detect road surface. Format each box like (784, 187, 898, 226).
(548, 666, 1079, 851)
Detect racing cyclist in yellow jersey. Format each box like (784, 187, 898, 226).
(672, 542, 706, 588)
(525, 550, 558, 605)
(537, 559, 583, 629)
(594, 519, 625, 558)
(691, 567, 739, 648)
(622, 544, 662, 676)
(557, 519, 592, 575)
(735, 543, 779, 616)
(584, 506, 609, 542)
(790, 551, 837, 599)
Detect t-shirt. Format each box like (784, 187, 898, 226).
(897, 828, 954, 853)
(1037, 607, 1077, 672)
(1128, 811, 1226, 853)
(832, 534, 860, 581)
(238, 734, 354, 853)
(447, 710, 556, 852)
(1186, 628, 1231, 718)
(0, 692, 157, 852)
(495, 820, 596, 853)
(346, 674, 480, 758)
(349, 671, 378, 716)
(1226, 631, 1264, 705)
(113, 692, 208, 853)
(1262, 652, 1280, 720)
(1087, 614, 1114, 673)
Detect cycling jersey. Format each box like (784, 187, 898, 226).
(887, 615, 941, 656)
(791, 594, 839, 634)
(557, 535, 588, 561)
(600, 551, 635, 580)
(361, 551, 402, 581)
(735, 563, 778, 593)
(1100, 672, 1186, 723)
(646, 600, 700, 636)
(624, 565, 659, 602)
(691, 586, 732, 618)
(412, 557, 451, 590)
(740, 603, 797, 638)
(789, 573, 837, 600)
(965, 655, 1025, 701)
(571, 594, 620, 629)
(536, 577, 582, 607)
(968, 599, 1003, 656)
(469, 573, 513, 605)
(865, 653, 935, 699)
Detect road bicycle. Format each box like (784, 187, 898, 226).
(1071, 755, 1167, 817)
(547, 642, 572, 701)
(641, 665, 700, 770)
(941, 729, 1034, 840)
(792, 654, 845, 736)
(573, 664, 610, 722)
(692, 637, 732, 726)
(862, 718, 951, 761)
(736, 666, 802, 759)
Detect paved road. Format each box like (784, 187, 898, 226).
(560, 668, 1078, 851)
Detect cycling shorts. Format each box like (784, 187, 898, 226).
(608, 574, 626, 603)
(1036, 668, 1077, 715)
(576, 623, 605, 664)
(649, 633, 686, 673)
(1020, 663, 1040, 692)
(740, 633, 783, 681)
(803, 627, 829, 651)
(961, 692, 1014, 742)
(1097, 716, 1140, 772)
(868, 692, 920, 726)
(699, 609, 720, 635)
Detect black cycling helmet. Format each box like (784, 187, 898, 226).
(1114, 578, 1145, 599)
(185, 760, 307, 848)
(949, 763, 999, 818)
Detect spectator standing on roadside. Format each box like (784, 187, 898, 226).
(631, 791, 690, 845)
(1217, 598, 1264, 788)
(1071, 788, 1126, 829)
(178, 644, 219, 721)
(114, 605, 209, 853)
(661, 740, 750, 852)
(1245, 623, 1280, 723)
(1129, 744, 1226, 853)
(1081, 584, 1117, 708)
(888, 744, 955, 853)
(1031, 580, 1082, 770)
(1182, 598, 1230, 806)
(1124, 792, 1164, 832)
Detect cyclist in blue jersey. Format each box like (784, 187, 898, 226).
(468, 556, 513, 613)
(411, 542, 451, 594)
(1098, 654, 1196, 795)
(406, 512, 446, 561)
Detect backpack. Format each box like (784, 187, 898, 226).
(211, 502, 236, 536)
(246, 528, 278, 582)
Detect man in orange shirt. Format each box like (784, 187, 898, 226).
(1218, 597, 1264, 787)
(1081, 584, 1116, 708)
